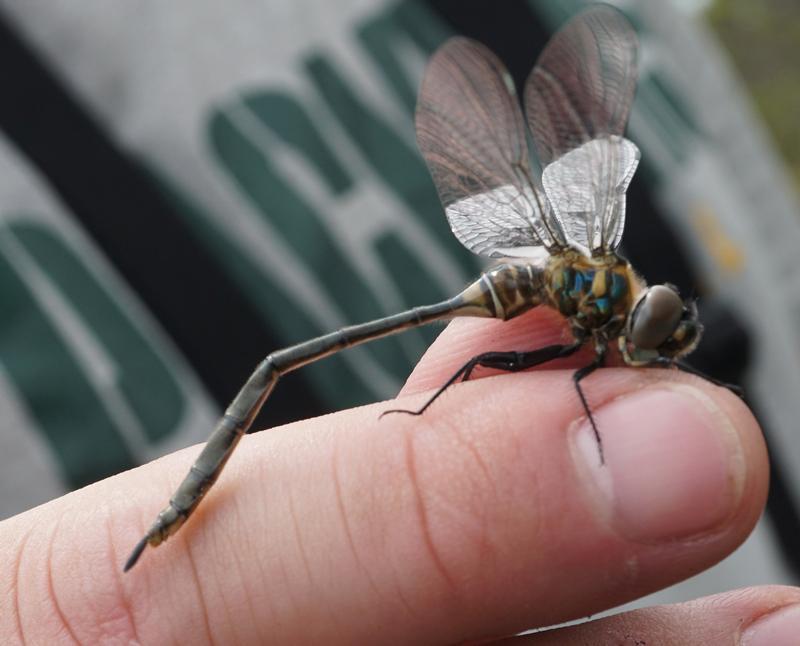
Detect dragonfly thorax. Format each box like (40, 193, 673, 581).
(544, 251, 638, 338)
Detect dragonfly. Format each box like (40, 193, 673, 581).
(125, 4, 715, 572)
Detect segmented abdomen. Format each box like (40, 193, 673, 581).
(478, 263, 547, 321)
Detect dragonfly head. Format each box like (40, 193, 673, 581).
(625, 284, 702, 360)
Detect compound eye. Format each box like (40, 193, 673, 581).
(630, 285, 684, 350)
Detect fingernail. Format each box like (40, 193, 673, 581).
(742, 604, 800, 646)
(572, 385, 745, 542)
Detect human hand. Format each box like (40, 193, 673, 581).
(1, 307, 794, 644)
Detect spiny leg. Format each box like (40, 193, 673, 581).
(674, 360, 744, 397)
(572, 348, 607, 464)
(646, 356, 744, 398)
(380, 357, 477, 418)
(382, 341, 584, 417)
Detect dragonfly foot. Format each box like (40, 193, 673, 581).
(727, 383, 745, 398)
(380, 406, 425, 418)
(673, 361, 745, 399)
(572, 352, 607, 466)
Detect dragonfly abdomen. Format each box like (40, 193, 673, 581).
(458, 262, 547, 321)
(124, 279, 520, 570)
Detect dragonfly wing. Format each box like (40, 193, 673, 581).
(541, 136, 640, 255)
(416, 37, 565, 258)
(524, 5, 639, 254)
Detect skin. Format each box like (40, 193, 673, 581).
(0, 306, 793, 645)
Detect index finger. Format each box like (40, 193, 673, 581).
(0, 351, 766, 644)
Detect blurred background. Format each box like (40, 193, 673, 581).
(0, 0, 797, 615)
(710, 0, 800, 188)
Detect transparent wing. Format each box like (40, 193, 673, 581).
(541, 136, 640, 253)
(524, 5, 639, 254)
(415, 37, 566, 258)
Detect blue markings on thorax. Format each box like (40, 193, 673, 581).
(558, 267, 627, 317)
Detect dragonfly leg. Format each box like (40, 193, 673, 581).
(674, 360, 744, 398)
(643, 356, 744, 398)
(572, 348, 607, 464)
(382, 341, 583, 417)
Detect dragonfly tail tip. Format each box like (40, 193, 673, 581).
(123, 535, 149, 572)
